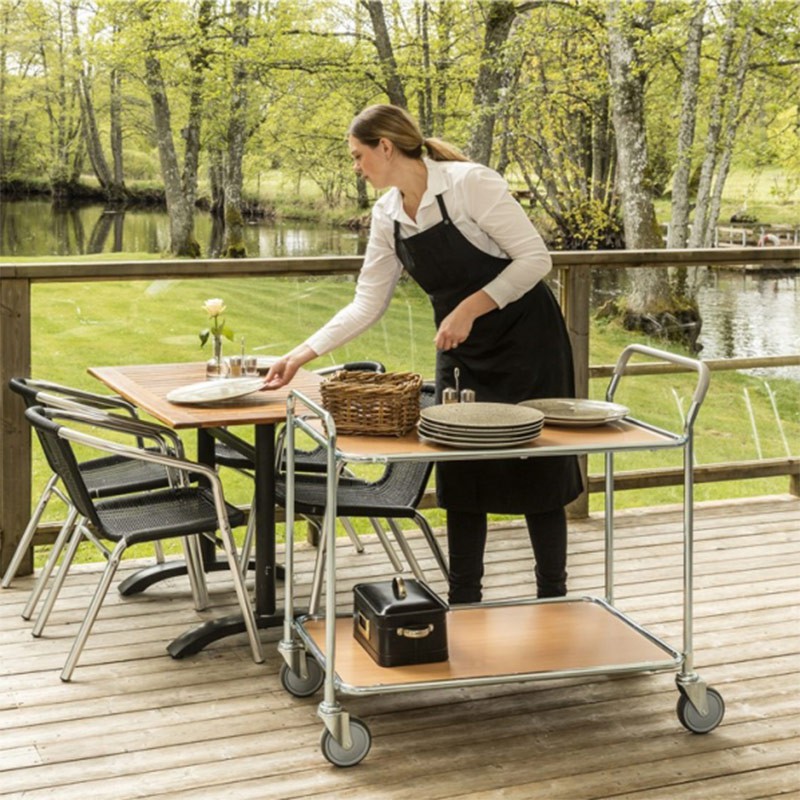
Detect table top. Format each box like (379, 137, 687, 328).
(90, 362, 322, 430)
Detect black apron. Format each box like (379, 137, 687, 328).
(394, 194, 582, 514)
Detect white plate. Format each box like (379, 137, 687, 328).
(166, 377, 266, 405)
(421, 402, 545, 429)
(419, 430, 541, 449)
(419, 420, 543, 438)
(518, 397, 629, 425)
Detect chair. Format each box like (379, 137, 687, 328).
(23, 405, 263, 681)
(277, 382, 448, 613)
(2, 378, 187, 622)
(213, 360, 405, 573)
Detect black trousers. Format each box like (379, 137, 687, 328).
(446, 508, 568, 604)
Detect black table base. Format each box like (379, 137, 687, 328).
(166, 611, 287, 659)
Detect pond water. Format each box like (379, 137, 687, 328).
(2, 198, 798, 381)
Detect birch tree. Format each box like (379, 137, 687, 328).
(667, 0, 705, 249)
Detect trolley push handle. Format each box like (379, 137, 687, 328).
(607, 344, 711, 434)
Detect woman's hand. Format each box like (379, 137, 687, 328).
(263, 345, 316, 389)
(434, 290, 498, 351)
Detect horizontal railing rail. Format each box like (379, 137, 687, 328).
(2, 246, 799, 572)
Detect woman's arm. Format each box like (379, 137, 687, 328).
(264, 207, 402, 387)
(462, 165, 552, 309)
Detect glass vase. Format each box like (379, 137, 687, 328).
(205, 334, 228, 380)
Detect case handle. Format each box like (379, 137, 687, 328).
(392, 576, 407, 600)
(396, 624, 434, 639)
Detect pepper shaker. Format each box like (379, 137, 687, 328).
(442, 388, 459, 404)
(460, 389, 476, 403)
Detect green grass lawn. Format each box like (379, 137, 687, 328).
(20, 270, 799, 565)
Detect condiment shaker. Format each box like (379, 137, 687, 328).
(442, 388, 459, 404)
(460, 389, 476, 403)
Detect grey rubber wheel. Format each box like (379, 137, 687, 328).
(676, 687, 725, 733)
(320, 717, 372, 767)
(279, 657, 324, 698)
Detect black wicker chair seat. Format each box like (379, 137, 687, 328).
(276, 462, 433, 519)
(82, 450, 183, 496)
(94, 488, 245, 545)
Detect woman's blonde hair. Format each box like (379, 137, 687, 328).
(348, 104, 469, 163)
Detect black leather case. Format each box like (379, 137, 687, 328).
(353, 577, 449, 667)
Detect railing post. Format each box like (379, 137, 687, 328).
(0, 277, 32, 575)
(561, 263, 591, 518)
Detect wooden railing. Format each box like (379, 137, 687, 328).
(2, 246, 799, 573)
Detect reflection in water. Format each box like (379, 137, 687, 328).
(1, 199, 798, 380)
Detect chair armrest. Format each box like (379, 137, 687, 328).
(31, 380, 139, 417)
(54, 419, 233, 527)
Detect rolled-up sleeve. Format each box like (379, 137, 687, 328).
(304, 206, 403, 356)
(462, 166, 552, 308)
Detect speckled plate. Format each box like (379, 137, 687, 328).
(518, 397, 629, 426)
(420, 402, 545, 430)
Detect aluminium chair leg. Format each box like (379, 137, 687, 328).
(307, 522, 328, 616)
(21, 507, 80, 621)
(217, 525, 264, 664)
(414, 512, 449, 580)
(387, 519, 426, 582)
(182, 535, 209, 611)
(368, 518, 404, 573)
(341, 518, 365, 554)
(33, 517, 90, 637)
(239, 497, 256, 576)
(153, 541, 166, 565)
(2, 474, 61, 589)
(60, 540, 126, 682)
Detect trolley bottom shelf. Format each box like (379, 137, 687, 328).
(297, 597, 682, 694)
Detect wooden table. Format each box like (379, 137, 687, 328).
(89, 361, 322, 658)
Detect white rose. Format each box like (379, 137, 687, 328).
(203, 298, 226, 317)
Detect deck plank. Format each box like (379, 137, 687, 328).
(0, 495, 798, 800)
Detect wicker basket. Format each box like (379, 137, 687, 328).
(320, 371, 423, 436)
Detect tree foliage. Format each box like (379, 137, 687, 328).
(1, 0, 798, 267)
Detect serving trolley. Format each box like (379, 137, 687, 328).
(278, 344, 725, 766)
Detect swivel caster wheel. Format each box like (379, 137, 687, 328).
(676, 687, 725, 734)
(279, 657, 324, 698)
(320, 717, 372, 767)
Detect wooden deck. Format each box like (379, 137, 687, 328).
(1, 495, 798, 799)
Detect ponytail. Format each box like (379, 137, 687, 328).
(423, 137, 469, 162)
(349, 104, 470, 163)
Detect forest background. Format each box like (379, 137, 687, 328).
(2, 0, 799, 252)
(1, 0, 798, 550)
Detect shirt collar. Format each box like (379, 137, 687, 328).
(383, 158, 449, 225)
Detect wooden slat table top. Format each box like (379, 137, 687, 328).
(89, 362, 322, 429)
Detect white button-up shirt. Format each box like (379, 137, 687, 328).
(304, 158, 552, 357)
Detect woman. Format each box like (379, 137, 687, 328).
(265, 104, 582, 603)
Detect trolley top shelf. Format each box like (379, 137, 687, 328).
(291, 411, 682, 465)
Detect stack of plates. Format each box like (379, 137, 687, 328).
(418, 402, 544, 449)
(518, 398, 629, 427)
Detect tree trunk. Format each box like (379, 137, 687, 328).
(606, 0, 661, 250)
(607, 1, 700, 349)
(705, 10, 756, 247)
(143, 51, 199, 257)
(688, 4, 738, 248)
(416, 1, 432, 134)
(667, 0, 705, 249)
(362, 0, 407, 108)
(466, 1, 518, 166)
(70, 1, 113, 195)
(109, 66, 126, 200)
(223, 0, 250, 259)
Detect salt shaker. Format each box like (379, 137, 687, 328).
(442, 388, 459, 404)
(460, 389, 476, 403)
